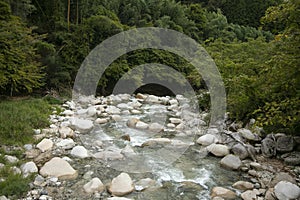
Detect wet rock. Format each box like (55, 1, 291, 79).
(56, 138, 75, 150)
(241, 189, 259, 200)
(207, 144, 230, 157)
(135, 178, 156, 191)
(121, 145, 136, 157)
(282, 151, 300, 166)
(135, 121, 149, 129)
(83, 177, 105, 194)
(232, 181, 254, 191)
(126, 118, 139, 128)
(37, 138, 53, 152)
(261, 135, 276, 157)
(59, 127, 74, 138)
(220, 154, 242, 170)
(148, 123, 164, 132)
(120, 134, 131, 141)
(111, 115, 122, 121)
(211, 187, 237, 199)
(231, 143, 248, 159)
(142, 138, 171, 147)
(274, 181, 300, 200)
(276, 136, 294, 153)
(70, 146, 90, 159)
(70, 118, 93, 133)
(94, 150, 124, 161)
(21, 161, 38, 177)
(108, 173, 134, 196)
(39, 157, 77, 179)
(4, 155, 19, 163)
(196, 134, 218, 146)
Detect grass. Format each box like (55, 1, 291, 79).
(0, 98, 55, 198)
(0, 98, 52, 145)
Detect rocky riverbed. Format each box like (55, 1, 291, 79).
(1, 93, 300, 200)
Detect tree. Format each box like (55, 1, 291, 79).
(0, 1, 44, 96)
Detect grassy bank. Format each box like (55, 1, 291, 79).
(0, 98, 51, 145)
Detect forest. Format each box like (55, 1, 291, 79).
(0, 0, 299, 134)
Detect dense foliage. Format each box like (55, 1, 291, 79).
(0, 0, 299, 134)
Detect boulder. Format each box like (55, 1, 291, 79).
(108, 173, 134, 196)
(197, 134, 218, 146)
(126, 118, 139, 128)
(238, 128, 259, 141)
(56, 138, 75, 150)
(39, 157, 77, 179)
(276, 136, 294, 153)
(207, 144, 230, 157)
(211, 187, 237, 199)
(169, 118, 182, 124)
(261, 135, 276, 157)
(70, 118, 93, 133)
(21, 161, 38, 177)
(4, 155, 19, 163)
(282, 151, 300, 166)
(269, 172, 296, 187)
(220, 154, 242, 170)
(59, 127, 74, 138)
(274, 181, 300, 200)
(232, 181, 254, 191)
(70, 146, 90, 159)
(241, 190, 259, 200)
(36, 138, 53, 152)
(231, 143, 248, 159)
(83, 177, 105, 194)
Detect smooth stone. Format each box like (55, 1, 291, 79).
(4, 155, 19, 163)
(136, 93, 147, 99)
(87, 106, 97, 116)
(62, 110, 74, 116)
(21, 161, 38, 177)
(135, 121, 149, 129)
(145, 95, 160, 103)
(39, 157, 77, 179)
(220, 154, 242, 170)
(105, 106, 121, 114)
(233, 181, 254, 191)
(111, 115, 122, 121)
(70, 118, 93, 133)
(169, 118, 182, 124)
(95, 118, 108, 124)
(231, 143, 249, 160)
(36, 138, 53, 152)
(56, 138, 75, 150)
(269, 172, 296, 188)
(108, 173, 134, 196)
(238, 128, 258, 141)
(274, 181, 300, 200)
(70, 146, 90, 159)
(211, 187, 237, 199)
(241, 189, 259, 200)
(148, 123, 164, 132)
(59, 126, 74, 138)
(207, 144, 230, 157)
(167, 123, 176, 128)
(196, 134, 218, 146)
(83, 177, 105, 194)
(126, 118, 139, 128)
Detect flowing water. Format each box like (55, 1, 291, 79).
(71, 95, 242, 199)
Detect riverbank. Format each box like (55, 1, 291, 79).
(0, 94, 299, 200)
